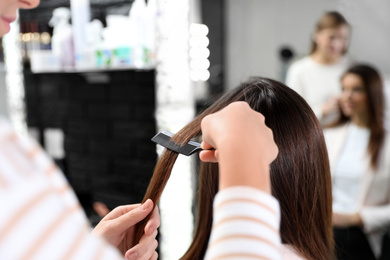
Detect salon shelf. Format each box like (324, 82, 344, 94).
(30, 65, 156, 74)
(20, 0, 135, 23)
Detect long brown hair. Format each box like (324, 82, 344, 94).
(134, 77, 334, 260)
(310, 11, 349, 54)
(331, 64, 385, 169)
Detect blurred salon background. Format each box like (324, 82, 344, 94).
(1, 0, 389, 259)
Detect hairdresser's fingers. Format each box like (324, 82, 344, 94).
(266, 126, 278, 163)
(107, 200, 154, 234)
(201, 140, 214, 150)
(125, 230, 158, 260)
(144, 205, 160, 236)
(149, 251, 158, 260)
(201, 102, 253, 149)
(92, 203, 140, 240)
(103, 204, 140, 220)
(200, 114, 221, 150)
(199, 149, 218, 163)
(200, 140, 218, 162)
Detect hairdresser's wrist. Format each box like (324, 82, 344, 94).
(217, 145, 272, 193)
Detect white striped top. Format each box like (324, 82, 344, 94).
(205, 186, 282, 260)
(0, 118, 283, 259)
(0, 118, 123, 260)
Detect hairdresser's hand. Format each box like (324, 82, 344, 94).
(200, 101, 278, 193)
(92, 199, 160, 260)
(322, 96, 339, 118)
(333, 212, 363, 228)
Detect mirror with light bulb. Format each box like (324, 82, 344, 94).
(6, 2, 390, 259)
(13, 0, 390, 214)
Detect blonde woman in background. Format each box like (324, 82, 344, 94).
(286, 11, 353, 126)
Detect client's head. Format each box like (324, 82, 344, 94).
(135, 77, 333, 260)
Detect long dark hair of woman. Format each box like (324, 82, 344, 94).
(134, 77, 334, 260)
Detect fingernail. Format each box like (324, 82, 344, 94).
(148, 225, 156, 234)
(128, 252, 138, 260)
(141, 199, 151, 210)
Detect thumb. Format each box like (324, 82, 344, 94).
(199, 149, 218, 163)
(201, 140, 214, 150)
(111, 199, 154, 233)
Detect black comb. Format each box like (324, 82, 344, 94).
(151, 131, 203, 156)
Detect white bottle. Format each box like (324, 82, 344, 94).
(85, 19, 104, 68)
(129, 0, 147, 68)
(49, 7, 74, 69)
(145, 0, 157, 66)
(70, 0, 91, 69)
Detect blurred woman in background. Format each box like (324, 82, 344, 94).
(324, 64, 390, 260)
(286, 11, 353, 126)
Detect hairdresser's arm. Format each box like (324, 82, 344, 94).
(200, 102, 282, 260)
(333, 212, 363, 228)
(0, 119, 131, 260)
(333, 206, 390, 234)
(200, 101, 278, 191)
(92, 199, 160, 260)
(320, 97, 340, 125)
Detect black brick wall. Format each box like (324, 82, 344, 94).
(24, 69, 157, 220)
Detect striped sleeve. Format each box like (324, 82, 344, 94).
(0, 119, 124, 260)
(205, 186, 282, 260)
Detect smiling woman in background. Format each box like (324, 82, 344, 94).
(286, 11, 353, 126)
(324, 64, 390, 260)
